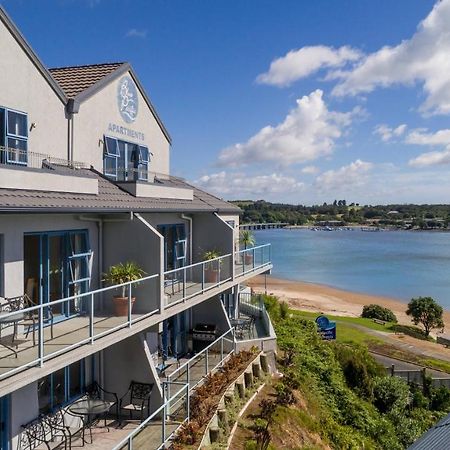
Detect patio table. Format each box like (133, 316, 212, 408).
(0, 310, 25, 358)
(68, 398, 112, 443)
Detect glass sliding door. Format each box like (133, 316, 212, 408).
(158, 224, 187, 271)
(47, 234, 65, 317)
(24, 230, 92, 322)
(0, 396, 9, 450)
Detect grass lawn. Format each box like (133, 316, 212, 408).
(291, 310, 450, 373)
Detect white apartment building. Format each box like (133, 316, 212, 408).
(0, 6, 275, 449)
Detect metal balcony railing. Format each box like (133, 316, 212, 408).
(112, 381, 190, 450)
(0, 146, 86, 170)
(164, 328, 235, 395)
(235, 243, 272, 276)
(163, 244, 272, 308)
(0, 273, 160, 382)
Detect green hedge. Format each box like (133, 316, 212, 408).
(361, 304, 398, 323)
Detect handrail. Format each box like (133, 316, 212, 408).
(0, 273, 160, 320)
(167, 328, 234, 382)
(164, 252, 233, 276)
(111, 382, 189, 450)
(236, 243, 271, 254)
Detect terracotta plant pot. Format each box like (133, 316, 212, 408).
(113, 296, 136, 317)
(244, 254, 253, 265)
(205, 268, 219, 284)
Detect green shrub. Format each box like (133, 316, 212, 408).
(430, 386, 450, 411)
(333, 343, 385, 399)
(391, 324, 432, 341)
(361, 304, 398, 323)
(373, 376, 411, 414)
(279, 301, 289, 319)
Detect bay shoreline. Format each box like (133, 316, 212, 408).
(247, 275, 450, 330)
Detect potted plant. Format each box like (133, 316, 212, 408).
(202, 250, 221, 283)
(239, 230, 256, 265)
(103, 262, 146, 317)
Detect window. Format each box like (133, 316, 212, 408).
(38, 360, 84, 414)
(0, 107, 28, 166)
(0, 235, 3, 297)
(137, 145, 150, 181)
(0, 395, 10, 450)
(157, 224, 187, 270)
(103, 136, 150, 181)
(103, 137, 119, 178)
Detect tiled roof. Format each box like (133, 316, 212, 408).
(0, 169, 241, 214)
(49, 63, 125, 99)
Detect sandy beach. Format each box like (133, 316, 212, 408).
(247, 275, 450, 330)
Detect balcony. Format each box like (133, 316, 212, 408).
(0, 146, 98, 194)
(163, 244, 272, 308)
(0, 245, 271, 393)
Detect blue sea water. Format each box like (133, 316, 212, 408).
(254, 228, 450, 307)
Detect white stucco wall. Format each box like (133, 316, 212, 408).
(0, 214, 99, 298)
(0, 20, 67, 160)
(73, 71, 170, 175)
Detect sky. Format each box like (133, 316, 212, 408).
(3, 0, 450, 205)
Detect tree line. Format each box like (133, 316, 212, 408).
(232, 199, 450, 228)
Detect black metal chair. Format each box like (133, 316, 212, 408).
(0, 294, 54, 353)
(85, 381, 120, 423)
(42, 410, 80, 450)
(119, 381, 154, 422)
(20, 418, 51, 450)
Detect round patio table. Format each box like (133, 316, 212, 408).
(69, 398, 112, 443)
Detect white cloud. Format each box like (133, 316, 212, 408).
(409, 148, 450, 167)
(331, 0, 450, 115)
(403, 128, 450, 167)
(256, 45, 362, 87)
(218, 90, 356, 168)
(374, 123, 407, 142)
(194, 171, 304, 198)
(301, 165, 319, 175)
(125, 28, 148, 39)
(406, 128, 450, 146)
(315, 159, 373, 192)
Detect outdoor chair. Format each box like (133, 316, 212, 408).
(20, 418, 52, 450)
(85, 381, 120, 423)
(0, 294, 53, 351)
(43, 409, 83, 450)
(119, 381, 154, 423)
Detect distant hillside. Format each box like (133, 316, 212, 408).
(231, 200, 450, 229)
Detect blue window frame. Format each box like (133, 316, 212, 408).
(0, 106, 28, 166)
(38, 360, 85, 414)
(103, 136, 150, 181)
(137, 145, 151, 181)
(157, 224, 187, 271)
(0, 395, 10, 450)
(24, 230, 92, 320)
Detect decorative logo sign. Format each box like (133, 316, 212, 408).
(315, 315, 337, 341)
(117, 76, 139, 123)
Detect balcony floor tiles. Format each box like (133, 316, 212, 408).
(0, 314, 140, 377)
(79, 419, 179, 450)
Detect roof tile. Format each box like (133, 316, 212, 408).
(49, 62, 125, 98)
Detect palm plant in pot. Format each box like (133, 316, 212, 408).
(103, 262, 146, 317)
(239, 230, 256, 265)
(202, 250, 221, 283)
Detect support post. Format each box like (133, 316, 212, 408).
(90, 293, 94, 343)
(38, 305, 44, 367)
(128, 283, 132, 327)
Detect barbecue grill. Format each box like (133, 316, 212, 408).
(192, 323, 217, 352)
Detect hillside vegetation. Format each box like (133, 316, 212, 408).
(243, 296, 450, 449)
(232, 200, 450, 229)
